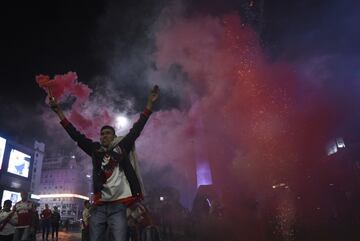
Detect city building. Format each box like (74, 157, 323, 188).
(30, 140, 45, 200)
(37, 155, 90, 222)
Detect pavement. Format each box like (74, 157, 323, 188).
(36, 231, 81, 241)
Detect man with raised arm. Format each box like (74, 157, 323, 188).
(49, 86, 159, 241)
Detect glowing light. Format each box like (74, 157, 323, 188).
(31, 194, 40, 200)
(38, 193, 89, 200)
(327, 137, 345, 156)
(336, 138, 345, 148)
(160, 196, 164, 201)
(272, 183, 288, 189)
(0, 136, 6, 170)
(115, 115, 129, 130)
(86, 174, 91, 178)
(196, 161, 213, 187)
(71, 155, 75, 159)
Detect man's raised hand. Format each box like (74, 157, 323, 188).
(148, 85, 160, 103)
(146, 85, 160, 110)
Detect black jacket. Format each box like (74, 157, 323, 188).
(60, 110, 151, 202)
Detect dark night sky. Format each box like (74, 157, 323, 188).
(0, 0, 359, 148)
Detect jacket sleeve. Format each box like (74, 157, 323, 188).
(121, 108, 152, 154)
(60, 118, 95, 156)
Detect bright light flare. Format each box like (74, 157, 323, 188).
(115, 115, 130, 130)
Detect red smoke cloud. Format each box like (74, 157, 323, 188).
(143, 14, 300, 187)
(36, 13, 342, 234)
(139, 13, 342, 235)
(36, 13, 340, 194)
(36, 72, 111, 138)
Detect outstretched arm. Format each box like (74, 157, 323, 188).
(121, 85, 160, 153)
(49, 97, 66, 121)
(49, 98, 95, 156)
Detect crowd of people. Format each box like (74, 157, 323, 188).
(0, 191, 62, 241)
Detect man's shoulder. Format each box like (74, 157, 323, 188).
(15, 200, 32, 206)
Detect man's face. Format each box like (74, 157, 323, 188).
(100, 128, 115, 147)
(21, 192, 28, 201)
(45, 204, 49, 209)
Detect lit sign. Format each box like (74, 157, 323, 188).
(7, 149, 31, 178)
(1, 190, 21, 207)
(0, 137, 6, 170)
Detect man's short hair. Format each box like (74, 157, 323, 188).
(84, 200, 90, 205)
(4, 200, 12, 206)
(100, 125, 115, 135)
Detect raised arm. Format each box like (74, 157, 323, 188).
(49, 98, 95, 156)
(121, 85, 160, 153)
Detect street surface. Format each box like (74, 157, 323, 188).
(36, 231, 81, 241)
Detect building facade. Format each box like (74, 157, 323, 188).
(37, 155, 90, 222)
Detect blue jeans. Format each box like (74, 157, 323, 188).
(13, 227, 30, 241)
(90, 203, 127, 241)
(42, 219, 51, 240)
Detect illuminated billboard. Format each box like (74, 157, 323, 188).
(0, 137, 6, 170)
(1, 190, 21, 207)
(7, 149, 31, 178)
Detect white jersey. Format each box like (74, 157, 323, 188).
(0, 210, 17, 235)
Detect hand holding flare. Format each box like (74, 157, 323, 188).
(35, 74, 63, 118)
(35, 74, 55, 101)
